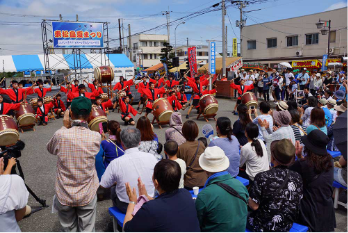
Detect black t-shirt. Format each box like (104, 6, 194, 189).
(289, 159, 336, 232)
(232, 119, 248, 146)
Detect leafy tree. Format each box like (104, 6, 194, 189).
(160, 42, 174, 70)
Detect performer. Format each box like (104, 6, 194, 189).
(36, 98, 54, 126)
(168, 91, 182, 111)
(165, 75, 180, 90)
(34, 81, 53, 98)
(230, 79, 254, 115)
(60, 82, 74, 108)
(0, 80, 35, 103)
(113, 76, 135, 102)
(53, 94, 66, 119)
(177, 88, 188, 106)
(150, 75, 165, 88)
(85, 79, 103, 103)
(141, 82, 166, 117)
(119, 95, 137, 125)
(67, 84, 99, 100)
(95, 93, 115, 112)
(0, 94, 21, 115)
(135, 76, 154, 111)
(202, 86, 217, 95)
(71, 79, 79, 93)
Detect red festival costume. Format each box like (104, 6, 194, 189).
(141, 87, 166, 110)
(0, 102, 21, 115)
(119, 98, 137, 120)
(36, 102, 54, 120)
(168, 95, 182, 111)
(230, 83, 254, 100)
(177, 92, 188, 104)
(187, 78, 209, 107)
(99, 99, 113, 112)
(113, 79, 134, 96)
(34, 87, 52, 98)
(67, 90, 99, 100)
(53, 98, 66, 113)
(88, 83, 104, 97)
(0, 87, 33, 103)
(165, 79, 180, 89)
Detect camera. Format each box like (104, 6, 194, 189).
(0, 140, 25, 159)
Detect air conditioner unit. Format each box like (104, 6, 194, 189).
(296, 51, 302, 57)
(326, 48, 335, 54)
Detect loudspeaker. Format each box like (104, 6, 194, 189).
(172, 57, 179, 67)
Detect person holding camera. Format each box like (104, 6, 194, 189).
(0, 157, 29, 232)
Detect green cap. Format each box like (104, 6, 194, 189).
(71, 96, 92, 115)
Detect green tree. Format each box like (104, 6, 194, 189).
(160, 42, 174, 70)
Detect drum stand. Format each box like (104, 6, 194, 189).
(197, 109, 217, 122)
(18, 124, 36, 133)
(151, 116, 169, 129)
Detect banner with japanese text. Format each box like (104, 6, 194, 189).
(233, 38, 237, 57)
(209, 42, 216, 74)
(188, 46, 197, 77)
(52, 22, 103, 48)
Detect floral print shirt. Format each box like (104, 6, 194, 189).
(138, 140, 162, 161)
(248, 166, 303, 232)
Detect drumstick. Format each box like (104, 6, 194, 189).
(0, 77, 5, 85)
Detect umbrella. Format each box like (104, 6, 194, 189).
(279, 62, 292, 68)
(333, 111, 347, 157)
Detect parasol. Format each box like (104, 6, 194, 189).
(279, 62, 292, 68)
(333, 111, 347, 157)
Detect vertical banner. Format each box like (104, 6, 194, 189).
(163, 63, 168, 76)
(209, 42, 216, 74)
(322, 54, 328, 71)
(233, 38, 237, 57)
(188, 46, 197, 77)
(136, 54, 140, 67)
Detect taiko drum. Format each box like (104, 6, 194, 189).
(153, 98, 173, 122)
(94, 66, 115, 83)
(199, 94, 219, 115)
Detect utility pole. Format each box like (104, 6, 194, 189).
(187, 38, 189, 47)
(162, 8, 172, 44)
(226, 26, 228, 57)
(122, 18, 125, 54)
(118, 19, 122, 52)
(76, 14, 78, 21)
(222, 0, 226, 78)
(233, 1, 246, 57)
(128, 24, 132, 61)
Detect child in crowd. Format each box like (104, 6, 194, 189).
(251, 102, 273, 142)
(197, 137, 208, 148)
(164, 140, 186, 189)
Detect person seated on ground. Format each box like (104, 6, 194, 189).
(177, 88, 187, 106)
(164, 140, 186, 189)
(123, 160, 200, 232)
(36, 98, 54, 126)
(298, 87, 313, 105)
(299, 96, 317, 127)
(196, 146, 249, 231)
(251, 101, 273, 143)
(239, 123, 269, 182)
(100, 127, 158, 214)
(289, 109, 307, 144)
(197, 137, 208, 148)
(53, 93, 66, 119)
(233, 104, 252, 146)
(290, 130, 336, 232)
(136, 116, 162, 161)
(119, 95, 137, 125)
(318, 99, 333, 127)
(209, 117, 240, 177)
(306, 107, 327, 135)
(177, 120, 207, 189)
(0, 157, 29, 232)
(165, 112, 186, 146)
(248, 139, 303, 232)
(328, 103, 347, 152)
(258, 110, 296, 161)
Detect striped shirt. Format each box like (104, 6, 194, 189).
(290, 124, 307, 144)
(47, 126, 101, 206)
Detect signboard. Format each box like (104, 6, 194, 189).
(136, 54, 140, 67)
(163, 63, 168, 75)
(292, 60, 322, 69)
(188, 46, 197, 77)
(233, 38, 237, 57)
(322, 54, 328, 71)
(326, 58, 347, 67)
(229, 59, 243, 71)
(52, 22, 103, 48)
(209, 42, 216, 74)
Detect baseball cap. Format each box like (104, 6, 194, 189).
(71, 96, 92, 115)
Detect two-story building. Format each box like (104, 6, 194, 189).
(176, 45, 209, 67)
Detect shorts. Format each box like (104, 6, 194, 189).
(192, 99, 199, 107)
(146, 107, 152, 114)
(127, 93, 133, 99)
(237, 99, 242, 105)
(122, 115, 134, 122)
(140, 96, 147, 103)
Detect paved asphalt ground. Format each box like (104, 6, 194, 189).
(13, 98, 347, 232)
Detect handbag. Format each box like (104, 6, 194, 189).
(186, 141, 200, 170)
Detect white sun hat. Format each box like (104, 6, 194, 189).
(199, 146, 230, 173)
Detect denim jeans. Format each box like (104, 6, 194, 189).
(274, 86, 280, 101)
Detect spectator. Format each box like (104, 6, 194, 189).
(289, 109, 307, 144)
(334, 154, 347, 187)
(197, 137, 208, 148)
(313, 73, 323, 94)
(123, 160, 200, 232)
(290, 130, 336, 232)
(251, 101, 273, 142)
(233, 104, 252, 146)
(196, 146, 249, 231)
(289, 78, 298, 100)
(258, 110, 296, 161)
(239, 123, 269, 181)
(327, 99, 337, 122)
(275, 100, 288, 111)
(177, 120, 207, 189)
(262, 72, 271, 101)
(297, 68, 310, 90)
(0, 157, 29, 232)
(318, 99, 333, 127)
(164, 140, 186, 189)
(300, 96, 317, 127)
(298, 87, 313, 105)
(100, 127, 158, 213)
(136, 116, 161, 161)
(306, 107, 327, 135)
(165, 112, 186, 146)
(324, 90, 333, 100)
(47, 97, 101, 232)
(209, 117, 240, 177)
(328, 103, 347, 151)
(287, 100, 298, 111)
(248, 139, 303, 232)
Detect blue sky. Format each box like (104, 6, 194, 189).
(0, 0, 346, 55)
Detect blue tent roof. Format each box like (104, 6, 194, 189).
(108, 54, 134, 68)
(63, 54, 93, 69)
(12, 55, 44, 71)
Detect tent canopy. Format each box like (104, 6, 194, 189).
(198, 57, 242, 73)
(0, 53, 134, 72)
(143, 63, 164, 72)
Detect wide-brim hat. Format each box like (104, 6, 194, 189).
(277, 101, 288, 111)
(301, 130, 329, 156)
(334, 104, 347, 113)
(319, 99, 328, 105)
(199, 146, 229, 173)
(270, 139, 295, 166)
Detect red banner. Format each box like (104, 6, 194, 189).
(188, 46, 197, 77)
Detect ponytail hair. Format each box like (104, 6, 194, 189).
(246, 122, 264, 157)
(216, 117, 233, 141)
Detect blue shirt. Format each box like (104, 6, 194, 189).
(101, 140, 124, 168)
(208, 137, 240, 177)
(322, 107, 333, 127)
(124, 189, 200, 232)
(306, 125, 328, 135)
(297, 72, 309, 85)
(262, 77, 271, 90)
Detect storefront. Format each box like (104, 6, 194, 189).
(291, 59, 322, 71)
(242, 62, 266, 71)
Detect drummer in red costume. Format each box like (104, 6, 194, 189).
(94, 93, 116, 112)
(71, 79, 79, 93)
(177, 88, 188, 106)
(165, 75, 180, 90)
(141, 82, 166, 117)
(60, 81, 74, 108)
(53, 93, 66, 119)
(119, 95, 137, 125)
(0, 94, 21, 115)
(135, 76, 156, 111)
(0, 80, 35, 103)
(36, 98, 54, 126)
(34, 81, 53, 98)
(113, 76, 135, 102)
(230, 79, 254, 115)
(67, 84, 99, 100)
(168, 90, 182, 111)
(150, 75, 165, 88)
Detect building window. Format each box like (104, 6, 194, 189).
(247, 40, 256, 50)
(154, 54, 157, 59)
(133, 43, 138, 50)
(287, 36, 298, 47)
(148, 41, 153, 47)
(154, 42, 159, 47)
(329, 31, 336, 43)
(141, 41, 147, 47)
(132, 55, 136, 62)
(267, 38, 277, 48)
(150, 54, 153, 59)
(143, 54, 148, 60)
(306, 33, 319, 45)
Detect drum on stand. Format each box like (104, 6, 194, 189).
(30, 98, 38, 110)
(241, 92, 258, 108)
(94, 66, 115, 84)
(0, 115, 19, 146)
(153, 98, 173, 122)
(88, 105, 108, 132)
(15, 103, 36, 126)
(100, 93, 109, 102)
(43, 96, 53, 104)
(199, 94, 219, 115)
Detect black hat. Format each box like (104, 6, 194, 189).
(301, 130, 329, 156)
(38, 98, 43, 103)
(12, 80, 18, 84)
(74, 79, 79, 82)
(78, 84, 86, 89)
(271, 139, 295, 166)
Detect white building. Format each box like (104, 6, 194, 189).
(175, 45, 209, 67)
(131, 34, 168, 68)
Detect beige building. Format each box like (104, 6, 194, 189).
(176, 45, 209, 67)
(242, 7, 347, 68)
(131, 34, 167, 68)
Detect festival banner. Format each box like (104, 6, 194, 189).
(325, 58, 347, 67)
(322, 54, 328, 71)
(52, 22, 104, 48)
(233, 38, 237, 57)
(188, 46, 197, 77)
(291, 60, 322, 69)
(209, 42, 216, 74)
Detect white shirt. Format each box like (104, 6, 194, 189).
(329, 108, 338, 122)
(245, 75, 254, 86)
(174, 158, 186, 189)
(240, 139, 270, 180)
(314, 78, 322, 90)
(40, 105, 44, 113)
(285, 73, 294, 85)
(100, 147, 158, 203)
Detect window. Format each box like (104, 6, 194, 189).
(140, 41, 147, 47)
(247, 40, 256, 50)
(287, 36, 298, 47)
(133, 43, 138, 50)
(132, 55, 136, 62)
(154, 54, 157, 59)
(306, 33, 319, 45)
(150, 54, 153, 59)
(267, 38, 277, 48)
(154, 42, 159, 47)
(329, 31, 336, 43)
(148, 41, 153, 47)
(198, 52, 203, 56)
(143, 54, 148, 59)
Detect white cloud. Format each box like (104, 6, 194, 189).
(325, 1, 347, 11)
